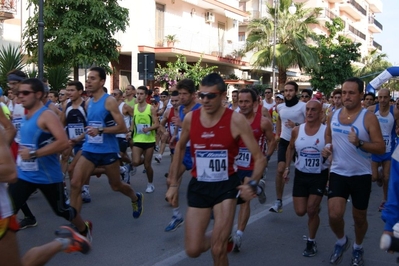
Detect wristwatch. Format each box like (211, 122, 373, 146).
(98, 126, 104, 135)
(295, 122, 300, 126)
(356, 140, 364, 149)
(248, 180, 258, 193)
(29, 150, 37, 159)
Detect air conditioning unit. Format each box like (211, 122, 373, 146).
(242, 72, 248, 80)
(205, 12, 215, 23)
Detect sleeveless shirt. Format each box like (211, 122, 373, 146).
(190, 108, 238, 181)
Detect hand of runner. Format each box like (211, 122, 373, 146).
(348, 127, 358, 146)
(237, 183, 256, 201)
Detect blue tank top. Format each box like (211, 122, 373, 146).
(82, 94, 119, 153)
(178, 103, 201, 147)
(17, 106, 63, 184)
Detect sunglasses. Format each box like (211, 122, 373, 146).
(112, 93, 118, 96)
(198, 92, 221, 100)
(17, 90, 35, 96)
(301, 95, 310, 98)
(59, 93, 65, 96)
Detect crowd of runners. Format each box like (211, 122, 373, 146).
(0, 67, 399, 266)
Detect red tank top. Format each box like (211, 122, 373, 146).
(256, 104, 263, 116)
(190, 108, 239, 180)
(236, 112, 263, 170)
(167, 107, 176, 134)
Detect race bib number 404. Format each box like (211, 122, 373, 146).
(195, 150, 228, 182)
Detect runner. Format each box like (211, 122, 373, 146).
(283, 100, 330, 257)
(69, 67, 143, 241)
(165, 73, 266, 265)
(233, 88, 276, 252)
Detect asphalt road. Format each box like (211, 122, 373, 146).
(16, 150, 399, 266)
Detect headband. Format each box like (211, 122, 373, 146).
(7, 74, 24, 82)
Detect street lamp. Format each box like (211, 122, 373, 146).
(272, 1, 296, 92)
(38, 0, 44, 80)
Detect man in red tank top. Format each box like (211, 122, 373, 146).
(165, 73, 266, 265)
(232, 88, 276, 252)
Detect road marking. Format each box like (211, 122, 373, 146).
(152, 194, 293, 266)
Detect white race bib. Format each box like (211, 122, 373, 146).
(235, 147, 251, 168)
(87, 121, 103, 144)
(17, 144, 38, 171)
(68, 123, 84, 139)
(298, 147, 321, 173)
(195, 150, 228, 182)
(136, 124, 150, 135)
(383, 134, 391, 152)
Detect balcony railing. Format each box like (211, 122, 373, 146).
(372, 40, 382, 50)
(0, 0, 16, 20)
(319, 8, 338, 20)
(368, 16, 383, 31)
(348, 25, 366, 40)
(347, 0, 367, 16)
(0, 0, 16, 13)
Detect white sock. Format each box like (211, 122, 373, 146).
(55, 237, 71, 251)
(308, 238, 315, 242)
(353, 243, 362, 250)
(173, 207, 181, 219)
(336, 236, 347, 246)
(236, 230, 244, 237)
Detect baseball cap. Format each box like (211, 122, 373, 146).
(314, 91, 323, 100)
(275, 94, 284, 99)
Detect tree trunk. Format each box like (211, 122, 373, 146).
(73, 66, 79, 81)
(277, 67, 287, 92)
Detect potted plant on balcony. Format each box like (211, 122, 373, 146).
(232, 49, 246, 60)
(165, 34, 178, 47)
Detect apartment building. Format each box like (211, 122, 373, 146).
(0, 0, 383, 90)
(239, 0, 383, 87)
(0, 0, 257, 90)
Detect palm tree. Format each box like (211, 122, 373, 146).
(245, 0, 321, 90)
(354, 50, 392, 84)
(0, 45, 25, 91)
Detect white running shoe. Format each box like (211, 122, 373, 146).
(155, 154, 162, 163)
(145, 184, 155, 193)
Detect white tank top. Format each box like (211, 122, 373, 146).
(277, 101, 306, 141)
(116, 102, 131, 138)
(374, 105, 395, 153)
(0, 182, 13, 219)
(295, 124, 330, 173)
(330, 108, 371, 176)
(12, 103, 25, 143)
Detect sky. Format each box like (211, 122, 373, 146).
(374, 1, 399, 65)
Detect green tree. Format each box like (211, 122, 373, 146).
(23, 0, 129, 79)
(307, 18, 361, 95)
(0, 45, 25, 91)
(45, 65, 72, 91)
(245, 0, 321, 90)
(155, 55, 217, 89)
(354, 49, 392, 84)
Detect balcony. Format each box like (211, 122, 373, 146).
(365, 0, 383, 13)
(339, 0, 367, 21)
(372, 40, 382, 51)
(327, 0, 341, 2)
(368, 16, 383, 33)
(346, 25, 366, 42)
(318, 8, 338, 23)
(0, 0, 16, 20)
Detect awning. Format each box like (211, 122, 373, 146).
(224, 10, 244, 22)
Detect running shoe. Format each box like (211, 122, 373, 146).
(84, 221, 93, 243)
(329, 236, 350, 264)
(56, 226, 91, 254)
(145, 183, 155, 193)
(143, 169, 147, 174)
(154, 145, 160, 152)
(19, 217, 37, 230)
(351, 248, 364, 266)
(379, 201, 386, 212)
(82, 189, 91, 203)
(132, 192, 143, 219)
(303, 240, 317, 257)
(257, 179, 267, 204)
(269, 200, 282, 213)
(155, 154, 162, 163)
(226, 235, 234, 253)
(164, 216, 184, 232)
(64, 186, 70, 205)
(121, 165, 129, 182)
(233, 234, 242, 252)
